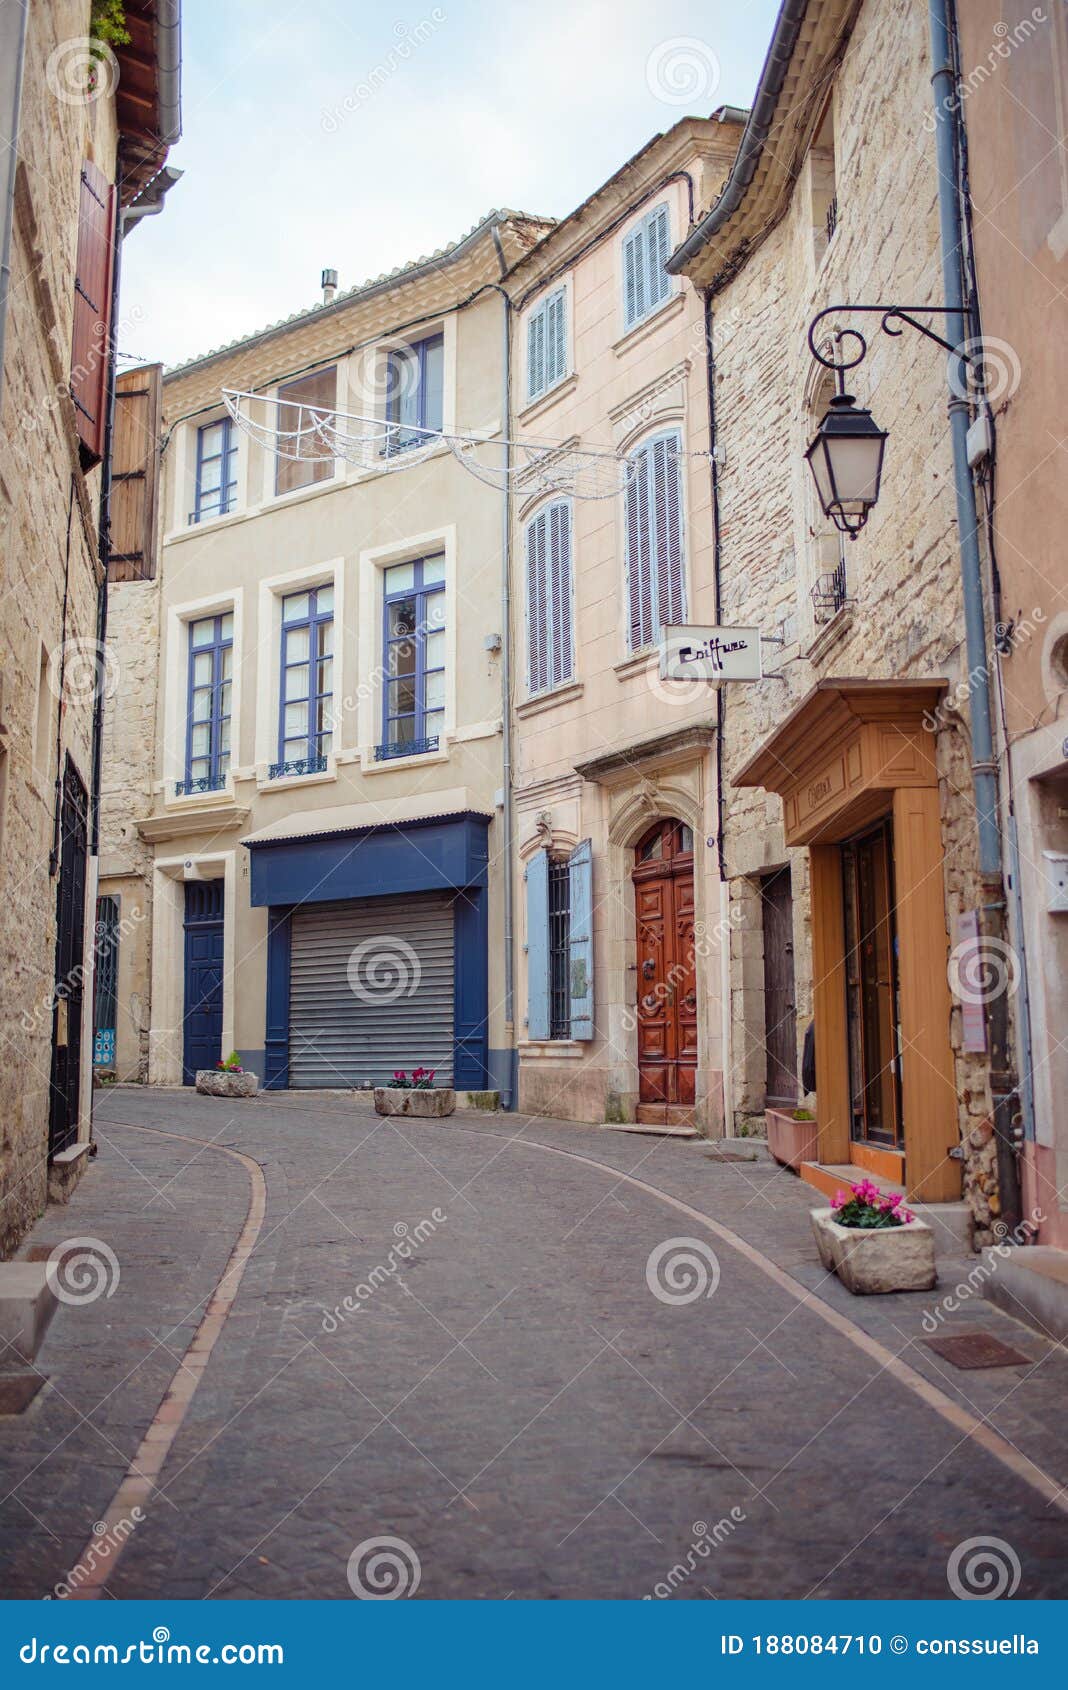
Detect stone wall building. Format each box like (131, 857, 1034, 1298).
(99, 212, 550, 1100)
(670, 0, 1008, 1240)
(0, 0, 179, 1256)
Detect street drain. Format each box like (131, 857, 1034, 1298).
(922, 1332, 1032, 1370)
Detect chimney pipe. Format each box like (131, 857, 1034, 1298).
(321, 267, 338, 305)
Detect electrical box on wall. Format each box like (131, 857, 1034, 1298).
(1044, 850, 1068, 912)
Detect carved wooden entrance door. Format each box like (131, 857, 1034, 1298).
(632, 819, 697, 1109)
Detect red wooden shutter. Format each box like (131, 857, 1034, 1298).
(70, 159, 116, 468)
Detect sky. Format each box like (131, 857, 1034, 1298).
(119, 0, 781, 371)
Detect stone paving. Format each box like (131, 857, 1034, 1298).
(1, 1086, 1067, 1600)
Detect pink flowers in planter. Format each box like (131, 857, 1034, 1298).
(388, 1068, 437, 1090)
(831, 1178, 915, 1229)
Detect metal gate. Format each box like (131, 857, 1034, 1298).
(289, 893, 454, 1087)
(49, 757, 89, 1157)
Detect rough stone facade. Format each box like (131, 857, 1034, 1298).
(0, 1, 119, 1255)
(704, 0, 998, 1236)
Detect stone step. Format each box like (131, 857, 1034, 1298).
(604, 1122, 699, 1139)
(0, 1264, 58, 1364)
(982, 1246, 1068, 1344)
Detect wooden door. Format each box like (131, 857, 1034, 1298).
(49, 758, 89, 1156)
(632, 819, 697, 1106)
(183, 881, 225, 1083)
(760, 867, 797, 1105)
(842, 820, 902, 1148)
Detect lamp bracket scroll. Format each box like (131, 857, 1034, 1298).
(807, 303, 978, 391)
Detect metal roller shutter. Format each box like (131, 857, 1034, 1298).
(289, 893, 454, 1087)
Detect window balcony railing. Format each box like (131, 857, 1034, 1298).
(374, 736, 439, 762)
(267, 754, 328, 782)
(175, 774, 227, 797)
(811, 555, 850, 624)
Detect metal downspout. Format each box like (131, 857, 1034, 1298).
(499, 285, 516, 1108)
(0, 0, 28, 422)
(929, 0, 1021, 1229)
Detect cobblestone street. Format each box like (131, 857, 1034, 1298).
(2, 1088, 1067, 1601)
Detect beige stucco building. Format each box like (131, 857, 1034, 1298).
(954, 1, 1068, 1256)
(504, 117, 743, 1131)
(0, 0, 179, 1255)
(100, 212, 549, 1100)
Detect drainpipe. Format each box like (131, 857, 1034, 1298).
(498, 286, 516, 1108)
(929, 0, 1021, 1231)
(0, 0, 28, 422)
(703, 292, 733, 1137)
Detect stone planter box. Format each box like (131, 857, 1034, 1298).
(811, 1207, 936, 1294)
(765, 1107, 819, 1170)
(195, 1069, 258, 1099)
(374, 1086, 455, 1119)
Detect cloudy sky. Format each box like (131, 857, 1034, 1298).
(119, 0, 780, 370)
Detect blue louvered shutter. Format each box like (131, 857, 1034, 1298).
(625, 444, 653, 649)
(527, 308, 545, 402)
(526, 509, 549, 693)
(525, 848, 550, 1040)
(652, 430, 686, 626)
(646, 205, 671, 313)
(547, 288, 566, 388)
(623, 224, 645, 328)
(548, 499, 573, 688)
(568, 839, 594, 1040)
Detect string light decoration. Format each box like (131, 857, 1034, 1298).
(221, 388, 691, 502)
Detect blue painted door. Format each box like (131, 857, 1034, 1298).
(183, 881, 225, 1083)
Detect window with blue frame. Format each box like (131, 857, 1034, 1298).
(377, 556, 445, 759)
(179, 612, 233, 794)
(191, 418, 237, 524)
(621, 203, 672, 331)
(271, 586, 334, 779)
(384, 332, 444, 454)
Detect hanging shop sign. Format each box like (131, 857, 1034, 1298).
(658, 625, 763, 684)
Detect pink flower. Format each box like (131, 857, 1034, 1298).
(832, 1190, 848, 1209)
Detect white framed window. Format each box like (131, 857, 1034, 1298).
(525, 498, 574, 695)
(621, 203, 672, 331)
(163, 590, 243, 799)
(254, 558, 345, 783)
(526, 287, 568, 403)
(623, 429, 686, 652)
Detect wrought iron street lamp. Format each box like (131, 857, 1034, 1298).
(805, 305, 976, 539)
(805, 387, 888, 538)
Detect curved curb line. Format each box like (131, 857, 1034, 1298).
(61, 1122, 268, 1600)
(450, 1124, 1068, 1517)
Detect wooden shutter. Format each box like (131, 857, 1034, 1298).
(548, 499, 573, 688)
(275, 366, 335, 495)
(624, 444, 653, 649)
(525, 849, 551, 1040)
(526, 509, 549, 693)
(547, 289, 566, 387)
(646, 205, 671, 312)
(70, 160, 117, 467)
(651, 431, 686, 626)
(109, 364, 162, 580)
(623, 224, 645, 328)
(568, 839, 594, 1040)
(527, 307, 545, 400)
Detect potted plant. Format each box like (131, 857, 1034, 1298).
(195, 1051, 259, 1099)
(374, 1067, 455, 1119)
(765, 1104, 819, 1170)
(811, 1178, 936, 1294)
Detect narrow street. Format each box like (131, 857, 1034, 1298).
(2, 1089, 1066, 1601)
